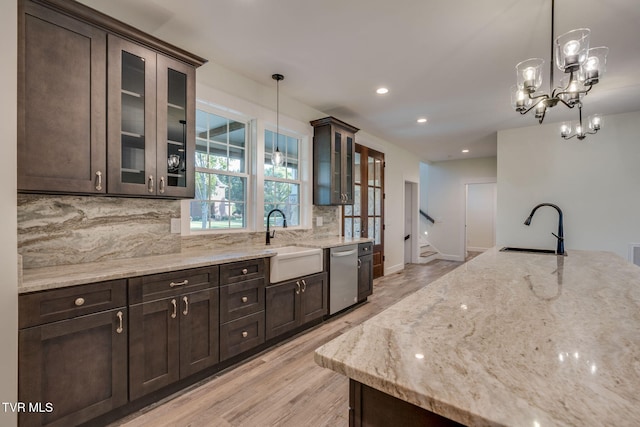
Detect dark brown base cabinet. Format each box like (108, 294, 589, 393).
(358, 242, 374, 302)
(265, 272, 328, 340)
(128, 267, 219, 400)
(18, 280, 128, 427)
(349, 380, 465, 427)
(19, 259, 336, 426)
(219, 259, 267, 360)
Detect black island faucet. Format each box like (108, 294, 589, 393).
(266, 208, 287, 245)
(524, 203, 565, 255)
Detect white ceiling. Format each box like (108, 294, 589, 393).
(79, 0, 640, 162)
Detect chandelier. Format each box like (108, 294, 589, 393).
(511, 0, 608, 140)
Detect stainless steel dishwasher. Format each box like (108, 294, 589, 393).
(329, 244, 358, 314)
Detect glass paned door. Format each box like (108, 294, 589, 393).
(108, 35, 157, 196)
(165, 68, 187, 189)
(342, 145, 385, 278)
(157, 54, 195, 198)
(120, 51, 147, 185)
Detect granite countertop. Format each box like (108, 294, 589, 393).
(20, 236, 372, 294)
(314, 247, 640, 426)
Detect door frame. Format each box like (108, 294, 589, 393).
(404, 180, 419, 264)
(342, 144, 385, 278)
(462, 180, 497, 258)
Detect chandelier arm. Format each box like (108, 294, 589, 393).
(519, 95, 549, 116)
(555, 97, 577, 109)
(562, 134, 578, 140)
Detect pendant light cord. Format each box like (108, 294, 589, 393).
(550, 0, 555, 93)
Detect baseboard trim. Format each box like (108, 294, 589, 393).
(385, 263, 404, 275)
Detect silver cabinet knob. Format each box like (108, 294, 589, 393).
(74, 297, 85, 306)
(241, 296, 248, 303)
(241, 268, 248, 275)
(242, 331, 248, 338)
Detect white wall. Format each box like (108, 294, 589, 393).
(466, 182, 496, 251)
(196, 66, 420, 276)
(425, 157, 497, 261)
(497, 110, 640, 259)
(2, 1, 18, 424)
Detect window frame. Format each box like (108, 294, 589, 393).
(181, 92, 312, 235)
(188, 102, 253, 234)
(262, 128, 303, 228)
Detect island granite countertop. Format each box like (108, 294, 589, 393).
(314, 247, 640, 426)
(20, 236, 371, 294)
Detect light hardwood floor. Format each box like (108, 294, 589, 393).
(112, 256, 478, 427)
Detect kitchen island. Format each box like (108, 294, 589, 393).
(314, 248, 640, 426)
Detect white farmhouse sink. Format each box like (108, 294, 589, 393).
(270, 246, 323, 284)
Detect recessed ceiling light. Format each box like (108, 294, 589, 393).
(462, 149, 470, 153)
(417, 118, 427, 123)
(376, 87, 389, 95)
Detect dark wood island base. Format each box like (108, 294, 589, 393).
(349, 380, 465, 427)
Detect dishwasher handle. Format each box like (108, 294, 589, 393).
(331, 249, 357, 257)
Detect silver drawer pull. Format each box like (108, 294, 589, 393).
(95, 171, 103, 191)
(241, 296, 248, 303)
(242, 331, 248, 338)
(116, 311, 124, 334)
(295, 281, 301, 295)
(171, 299, 177, 319)
(301, 279, 307, 293)
(148, 175, 154, 193)
(74, 297, 85, 307)
(241, 268, 248, 275)
(170, 280, 189, 288)
(182, 296, 189, 316)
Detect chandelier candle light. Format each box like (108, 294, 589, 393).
(511, 0, 608, 140)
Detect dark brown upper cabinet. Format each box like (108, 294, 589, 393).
(107, 36, 196, 197)
(18, 0, 107, 194)
(311, 117, 359, 205)
(17, 0, 205, 198)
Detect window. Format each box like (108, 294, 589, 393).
(191, 110, 248, 230)
(264, 130, 300, 227)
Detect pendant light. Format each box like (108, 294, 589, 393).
(271, 73, 284, 166)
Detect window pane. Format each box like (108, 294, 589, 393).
(264, 180, 300, 227)
(191, 170, 247, 231)
(344, 204, 353, 216)
(354, 185, 361, 216)
(354, 218, 361, 237)
(368, 156, 375, 186)
(344, 218, 352, 238)
(375, 188, 382, 216)
(375, 217, 381, 244)
(368, 187, 374, 216)
(354, 152, 361, 184)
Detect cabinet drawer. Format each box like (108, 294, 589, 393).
(220, 311, 265, 361)
(128, 266, 218, 304)
(220, 277, 265, 323)
(358, 242, 373, 257)
(19, 279, 126, 329)
(220, 258, 266, 285)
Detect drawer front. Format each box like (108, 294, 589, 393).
(220, 258, 266, 285)
(220, 277, 265, 323)
(358, 242, 373, 257)
(19, 279, 127, 329)
(219, 311, 265, 361)
(128, 266, 219, 304)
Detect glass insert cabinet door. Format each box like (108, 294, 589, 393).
(156, 55, 195, 198)
(108, 35, 195, 197)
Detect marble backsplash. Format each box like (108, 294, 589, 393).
(18, 194, 340, 269)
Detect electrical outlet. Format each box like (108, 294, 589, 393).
(316, 217, 323, 227)
(171, 218, 181, 234)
